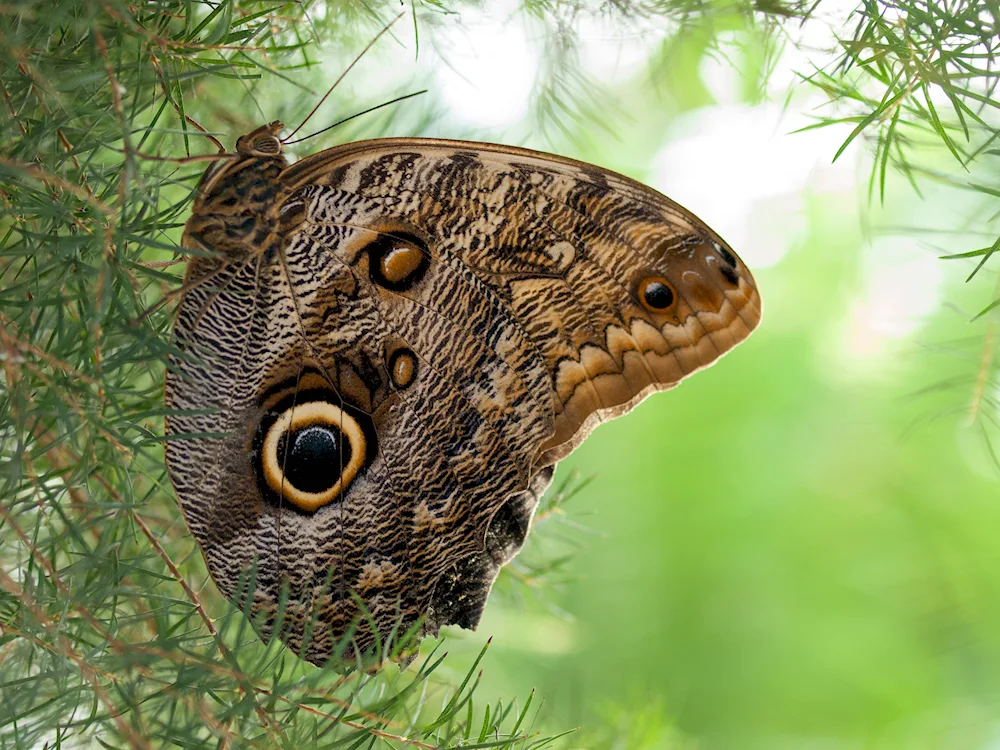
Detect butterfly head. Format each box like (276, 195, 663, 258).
(184, 122, 288, 258)
(236, 120, 285, 158)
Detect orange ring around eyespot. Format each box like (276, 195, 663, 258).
(637, 275, 676, 313)
(262, 401, 366, 512)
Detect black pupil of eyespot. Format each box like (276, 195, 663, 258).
(277, 425, 350, 494)
(643, 281, 673, 309)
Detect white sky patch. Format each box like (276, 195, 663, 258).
(651, 102, 857, 270)
(431, 5, 537, 129)
(698, 36, 744, 106)
(765, 0, 862, 96)
(849, 237, 944, 339)
(574, 14, 662, 84)
(824, 237, 945, 381)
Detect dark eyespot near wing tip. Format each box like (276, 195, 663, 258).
(713, 241, 738, 268)
(719, 264, 740, 286)
(644, 281, 673, 309)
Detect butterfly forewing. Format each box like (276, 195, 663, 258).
(285, 140, 761, 462)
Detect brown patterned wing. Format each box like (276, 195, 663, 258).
(165, 137, 760, 666)
(283, 140, 762, 464)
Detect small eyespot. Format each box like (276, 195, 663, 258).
(713, 241, 737, 268)
(719, 264, 740, 286)
(367, 232, 430, 292)
(262, 401, 366, 512)
(638, 276, 675, 312)
(381, 244, 424, 285)
(388, 349, 417, 389)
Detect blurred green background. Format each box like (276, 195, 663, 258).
(347, 8, 1000, 749)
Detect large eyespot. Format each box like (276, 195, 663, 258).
(366, 232, 430, 292)
(637, 275, 676, 312)
(261, 401, 366, 512)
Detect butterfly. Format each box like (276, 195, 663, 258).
(164, 120, 761, 665)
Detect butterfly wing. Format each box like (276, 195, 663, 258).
(283, 140, 762, 464)
(165, 139, 761, 664)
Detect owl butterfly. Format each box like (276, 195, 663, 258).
(164, 120, 761, 666)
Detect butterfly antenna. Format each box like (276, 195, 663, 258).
(282, 89, 427, 146)
(181, 114, 227, 153)
(107, 148, 236, 165)
(283, 12, 405, 142)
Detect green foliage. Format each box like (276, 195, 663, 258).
(797, 0, 1000, 464)
(803, 0, 999, 272)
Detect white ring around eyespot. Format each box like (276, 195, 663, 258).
(262, 401, 366, 512)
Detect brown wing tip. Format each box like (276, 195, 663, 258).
(539, 238, 761, 467)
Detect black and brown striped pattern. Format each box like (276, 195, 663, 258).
(165, 124, 762, 665)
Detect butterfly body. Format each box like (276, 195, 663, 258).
(166, 122, 761, 664)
